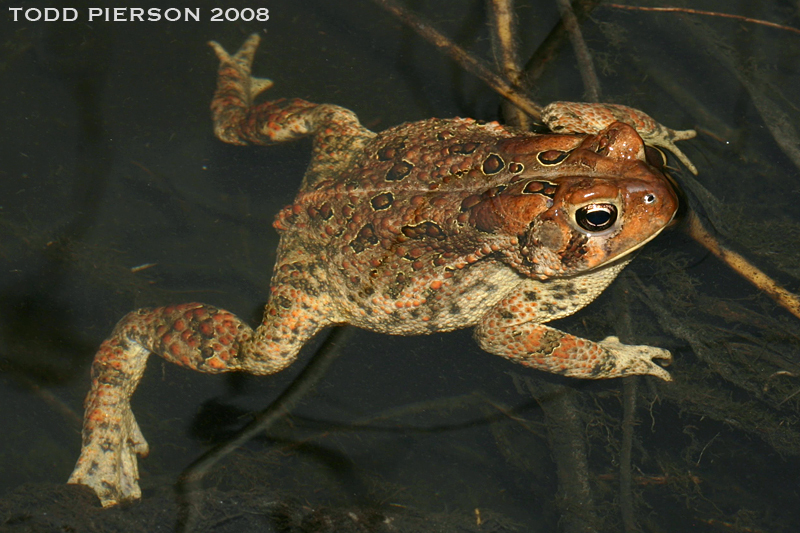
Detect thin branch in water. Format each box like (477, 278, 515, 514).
(620, 377, 638, 533)
(695, 431, 720, 466)
(369, 0, 543, 120)
(488, 0, 522, 86)
(685, 210, 800, 321)
(523, 378, 600, 532)
(736, 73, 800, 176)
(554, 0, 601, 102)
(175, 326, 352, 533)
(11, 372, 83, 427)
(487, 0, 530, 129)
(777, 386, 800, 407)
(605, 4, 800, 36)
(521, 0, 602, 90)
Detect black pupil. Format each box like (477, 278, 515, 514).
(586, 210, 610, 225)
(576, 204, 617, 231)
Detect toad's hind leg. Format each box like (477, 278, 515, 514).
(68, 285, 333, 507)
(209, 34, 375, 189)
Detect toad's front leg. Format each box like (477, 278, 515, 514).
(474, 292, 672, 380)
(69, 293, 331, 507)
(542, 101, 698, 175)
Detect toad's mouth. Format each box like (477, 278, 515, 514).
(587, 208, 679, 273)
(606, 222, 669, 263)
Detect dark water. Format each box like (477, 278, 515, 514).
(1, 1, 799, 531)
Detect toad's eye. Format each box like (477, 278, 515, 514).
(575, 204, 617, 232)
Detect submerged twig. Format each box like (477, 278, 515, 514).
(370, 0, 543, 120)
(620, 378, 637, 533)
(521, 0, 602, 90)
(488, 0, 530, 129)
(554, 0, 601, 101)
(12, 372, 83, 427)
(736, 74, 800, 175)
(668, 10, 800, 175)
(685, 210, 800, 321)
(624, 54, 737, 142)
(632, 272, 800, 455)
(176, 326, 352, 532)
(488, 0, 522, 84)
(605, 4, 800, 36)
(521, 378, 599, 533)
(778, 387, 800, 407)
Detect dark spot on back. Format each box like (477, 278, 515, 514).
(449, 142, 480, 155)
(482, 153, 505, 175)
(508, 162, 524, 173)
(386, 161, 413, 181)
(401, 221, 444, 240)
(350, 223, 379, 253)
(537, 150, 570, 165)
(371, 192, 394, 210)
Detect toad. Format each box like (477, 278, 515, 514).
(69, 34, 688, 507)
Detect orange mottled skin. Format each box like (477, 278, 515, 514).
(69, 34, 685, 507)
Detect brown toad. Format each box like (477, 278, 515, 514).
(69, 34, 685, 507)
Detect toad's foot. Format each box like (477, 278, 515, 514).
(67, 342, 150, 507)
(543, 101, 698, 175)
(597, 335, 672, 381)
(208, 33, 273, 145)
(68, 410, 147, 507)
